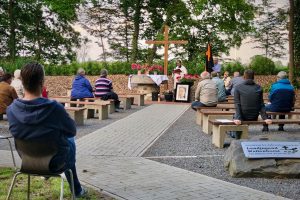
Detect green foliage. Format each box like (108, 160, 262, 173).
(0, 167, 102, 200)
(251, 0, 288, 59)
(0, 0, 82, 63)
(249, 55, 275, 75)
(295, 0, 300, 70)
(222, 61, 246, 75)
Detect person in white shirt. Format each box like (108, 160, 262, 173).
(173, 59, 187, 89)
(11, 69, 24, 99)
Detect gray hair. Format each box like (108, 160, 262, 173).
(100, 69, 108, 77)
(277, 71, 287, 79)
(14, 69, 21, 79)
(201, 71, 210, 79)
(77, 68, 85, 75)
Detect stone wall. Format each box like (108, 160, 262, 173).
(45, 75, 277, 98)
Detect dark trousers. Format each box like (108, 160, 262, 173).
(64, 138, 82, 196)
(97, 92, 120, 109)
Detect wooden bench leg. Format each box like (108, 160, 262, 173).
(123, 98, 131, 110)
(136, 95, 144, 106)
(85, 109, 94, 119)
(196, 111, 202, 126)
(203, 115, 233, 135)
(68, 110, 84, 125)
(98, 105, 108, 120)
(109, 103, 115, 114)
(212, 125, 249, 148)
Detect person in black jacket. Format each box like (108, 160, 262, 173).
(232, 69, 272, 138)
(7, 62, 86, 198)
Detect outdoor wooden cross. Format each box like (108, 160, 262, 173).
(145, 25, 188, 75)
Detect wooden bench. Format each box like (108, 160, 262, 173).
(118, 96, 132, 110)
(195, 104, 235, 126)
(120, 94, 145, 106)
(56, 100, 110, 120)
(209, 119, 300, 148)
(51, 96, 115, 114)
(202, 110, 300, 135)
(65, 107, 86, 125)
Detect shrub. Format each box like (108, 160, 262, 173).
(222, 61, 246, 75)
(249, 55, 275, 75)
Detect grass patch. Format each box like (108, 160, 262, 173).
(0, 167, 113, 199)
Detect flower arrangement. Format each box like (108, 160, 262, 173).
(179, 74, 200, 84)
(131, 63, 163, 75)
(148, 65, 163, 73)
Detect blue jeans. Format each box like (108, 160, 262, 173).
(65, 137, 82, 196)
(191, 101, 206, 111)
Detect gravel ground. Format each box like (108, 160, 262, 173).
(0, 105, 145, 151)
(143, 108, 300, 200)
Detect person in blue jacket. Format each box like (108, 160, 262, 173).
(262, 71, 295, 131)
(71, 68, 94, 100)
(6, 62, 87, 198)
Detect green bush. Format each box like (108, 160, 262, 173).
(221, 61, 246, 75)
(249, 55, 275, 75)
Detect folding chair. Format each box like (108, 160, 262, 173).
(0, 134, 16, 169)
(6, 137, 75, 200)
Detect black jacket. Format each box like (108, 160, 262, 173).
(234, 79, 267, 121)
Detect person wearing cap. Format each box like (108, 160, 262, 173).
(262, 71, 295, 132)
(11, 69, 24, 99)
(94, 69, 120, 110)
(191, 71, 218, 110)
(71, 68, 94, 100)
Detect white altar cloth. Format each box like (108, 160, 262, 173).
(128, 75, 168, 90)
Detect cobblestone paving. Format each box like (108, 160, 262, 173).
(0, 104, 290, 200)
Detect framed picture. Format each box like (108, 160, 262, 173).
(175, 83, 190, 102)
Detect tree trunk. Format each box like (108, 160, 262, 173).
(8, 0, 16, 60)
(125, 14, 130, 62)
(289, 0, 295, 81)
(35, 5, 42, 61)
(130, 0, 142, 62)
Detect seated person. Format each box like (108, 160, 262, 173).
(232, 70, 272, 138)
(71, 68, 94, 101)
(95, 69, 120, 109)
(0, 67, 4, 82)
(211, 71, 226, 102)
(191, 71, 218, 110)
(6, 62, 86, 198)
(228, 71, 244, 96)
(262, 71, 295, 131)
(222, 71, 231, 95)
(0, 73, 18, 115)
(11, 69, 24, 99)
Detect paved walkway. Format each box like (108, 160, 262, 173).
(0, 104, 290, 200)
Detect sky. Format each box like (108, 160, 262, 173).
(75, 0, 290, 65)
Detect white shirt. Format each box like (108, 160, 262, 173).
(173, 65, 188, 89)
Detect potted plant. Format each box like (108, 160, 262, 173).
(149, 65, 163, 75)
(179, 74, 200, 86)
(164, 90, 174, 102)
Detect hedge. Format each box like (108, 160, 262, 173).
(0, 57, 289, 76)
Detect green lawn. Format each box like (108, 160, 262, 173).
(0, 167, 113, 200)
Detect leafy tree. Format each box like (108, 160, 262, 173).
(249, 55, 275, 75)
(251, 0, 288, 59)
(0, 0, 82, 63)
(294, 0, 300, 71)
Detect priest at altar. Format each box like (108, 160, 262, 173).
(172, 59, 187, 89)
